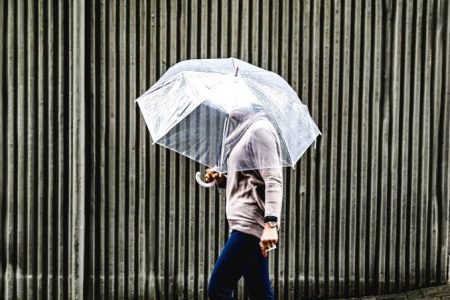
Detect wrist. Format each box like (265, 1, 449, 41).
(264, 217, 279, 231)
(264, 223, 278, 230)
(264, 221, 279, 231)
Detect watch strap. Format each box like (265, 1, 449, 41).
(264, 216, 277, 223)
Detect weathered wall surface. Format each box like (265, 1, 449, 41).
(1, 0, 450, 299)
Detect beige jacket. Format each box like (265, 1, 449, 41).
(217, 118, 283, 239)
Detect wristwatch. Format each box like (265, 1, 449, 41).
(266, 221, 278, 229)
(264, 216, 278, 229)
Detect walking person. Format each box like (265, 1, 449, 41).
(205, 107, 283, 300)
(136, 57, 320, 299)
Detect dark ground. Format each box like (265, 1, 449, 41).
(336, 284, 450, 300)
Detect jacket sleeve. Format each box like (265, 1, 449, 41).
(249, 127, 283, 224)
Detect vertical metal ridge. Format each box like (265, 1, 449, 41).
(60, 0, 70, 297)
(0, 0, 7, 295)
(417, 0, 429, 288)
(37, 0, 46, 297)
(397, 0, 408, 292)
(348, 0, 358, 296)
(355, 0, 366, 295)
(427, 0, 438, 287)
(324, 1, 335, 297)
(49, 0, 59, 296)
(407, 0, 419, 288)
(5, 0, 15, 298)
(86, 0, 94, 296)
(440, 0, 450, 287)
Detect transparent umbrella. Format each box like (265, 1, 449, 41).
(136, 57, 321, 187)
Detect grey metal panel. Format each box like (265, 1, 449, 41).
(1, 0, 449, 299)
(2, 0, 73, 299)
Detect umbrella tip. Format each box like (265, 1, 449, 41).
(235, 65, 239, 76)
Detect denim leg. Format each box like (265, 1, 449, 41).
(208, 230, 259, 299)
(242, 247, 275, 300)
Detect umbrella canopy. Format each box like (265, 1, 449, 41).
(136, 57, 321, 174)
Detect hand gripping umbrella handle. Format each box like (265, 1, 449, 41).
(195, 171, 216, 188)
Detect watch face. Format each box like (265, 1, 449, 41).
(268, 221, 277, 228)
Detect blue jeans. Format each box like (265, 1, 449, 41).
(207, 230, 275, 299)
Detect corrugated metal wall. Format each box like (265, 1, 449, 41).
(2, 0, 73, 299)
(1, 0, 450, 299)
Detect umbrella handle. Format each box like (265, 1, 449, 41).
(195, 171, 216, 188)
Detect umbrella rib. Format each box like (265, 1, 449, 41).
(239, 76, 295, 166)
(150, 73, 205, 142)
(264, 110, 294, 166)
(217, 117, 230, 170)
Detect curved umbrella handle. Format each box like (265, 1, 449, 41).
(195, 171, 216, 188)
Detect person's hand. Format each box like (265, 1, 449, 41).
(204, 169, 225, 185)
(259, 224, 278, 257)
